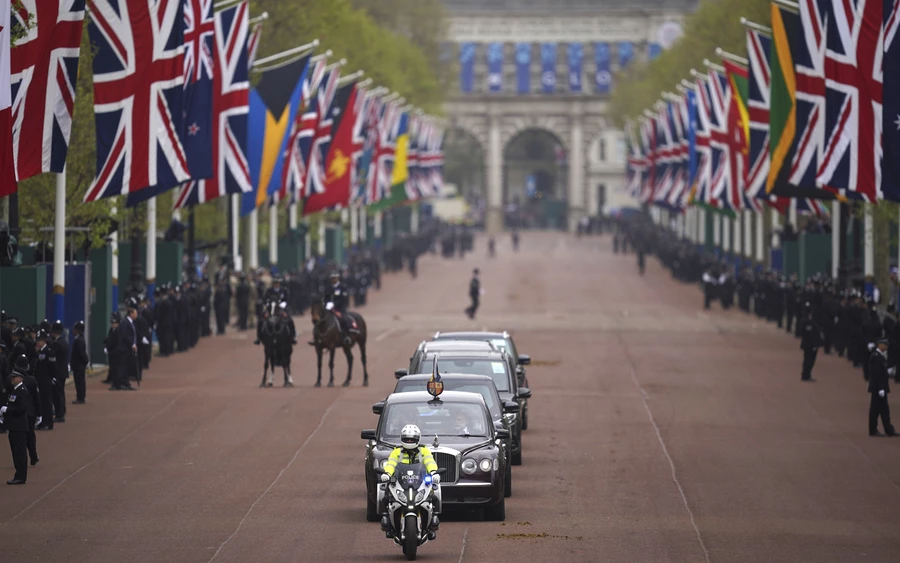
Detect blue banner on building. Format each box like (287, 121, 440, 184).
(568, 43, 583, 92)
(649, 43, 662, 60)
(594, 42, 611, 94)
(618, 41, 634, 70)
(541, 43, 557, 93)
(460, 42, 476, 93)
(487, 42, 504, 92)
(515, 43, 531, 94)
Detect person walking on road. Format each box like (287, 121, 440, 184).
(465, 269, 481, 320)
(2, 369, 34, 485)
(868, 338, 897, 437)
(800, 306, 821, 382)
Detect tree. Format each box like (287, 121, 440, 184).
(610, 0, 771, 128)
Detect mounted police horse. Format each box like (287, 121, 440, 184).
(309, 296, 369, 387)
(258, 300, 295, 388)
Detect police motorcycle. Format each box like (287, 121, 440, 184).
(377, 462, 445, 561)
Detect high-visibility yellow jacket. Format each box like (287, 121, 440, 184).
(383, 446, 438, 476)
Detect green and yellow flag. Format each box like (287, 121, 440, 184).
(767, 2, 796, 195)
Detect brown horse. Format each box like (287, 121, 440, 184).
(309, 297, 369, 387)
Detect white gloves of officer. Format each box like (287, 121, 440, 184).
(868, 343, 876, 351)
(104, 347, 108, 355)
(0, 406, 6, 414)
(432, 474, 440, 485)
(879, 390, 886, 398)
(380, 473, 390, 482)
(35, 416, 42, 427)
(890, 367, 897, 377)
(142, 337, 149, 345)
(280, 301, 287, 309)
(325, 302, 334, 311)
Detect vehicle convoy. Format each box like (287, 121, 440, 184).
(385, 373, 518, 497)
(431, 331, 532, 428)
(397, 348, 530, 465)
(362, 390, 509, 525)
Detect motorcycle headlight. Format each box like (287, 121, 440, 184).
(479, 459, 493, 472)
(394, 489, 407, 503)
(461, 458, 477, 474)
(415, 490, 426, 503)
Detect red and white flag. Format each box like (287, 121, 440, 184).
(10, 0, 85, 183)
(0, 0, 17, 196)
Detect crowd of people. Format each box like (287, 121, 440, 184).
(615, 214, 897, 438)
(0, 224, 447, 485)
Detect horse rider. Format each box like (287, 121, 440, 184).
(313, 271, 353, 346)
(254, 297, 297, 346)
(264, 275, 289, 305)
(378, 424, 440, 537)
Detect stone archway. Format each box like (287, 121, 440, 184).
(443, 127, 486, 201)
(503, 128, 568, 229)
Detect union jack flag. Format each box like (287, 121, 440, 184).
(10, 0, 85, 183)
(1, 0, 15, 196)
(746, 27, 773, 202)
(816, 0, 883, 201)
(280, 56, 325, 204)
(692, 76, 715, 206)
(84, 0, 189, 202)
(427, 124, 445, 196)
(304, 68, 340, 197)
(789, 0, 828, 193)
(405, 114, 424, 200)
(651, 102, 674, 207)
(668, 95, 689, 210)
(355, 93, 383, 204)
(174, 1, 251, 208)
(368, 98, 399, 204)
(708, 69, 740, 210)
(347, 87, 371, 204)
(623, 120, 644, 199)
(638, 115, 656, 203)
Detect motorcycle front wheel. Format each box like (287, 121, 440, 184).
(403, 514, 418, 560)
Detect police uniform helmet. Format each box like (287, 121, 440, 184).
(110, 312, 122, 323)
(35, 329, 50, 342)
(14, 355, 29, 372)
(6, 315, 17, 326)
(876, 337, 890, 346)
(330, 271, 340, 278)
(12, 326, 25, 337)
(0, 310, 5, 323)
(40, 319, 51, 332)
(125, 296, 139, 309)
(73, 320, 85, 331)
(51, 320, 64, 333)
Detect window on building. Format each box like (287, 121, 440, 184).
(599, 139, 607, 161)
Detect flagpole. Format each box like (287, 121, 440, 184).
(702, 59, 727, 73)
(832, 201, 841, 278)
(317, 218, 326, 257)
(252, 39, 320, 68)
(756, 210, 765, 263)
(269, 197, 278, 267)
(715, 48, 749, 66)
(146, 196, 157, 304)
(773, 0, 800, 12)
(231, 195, 241, 270)
(249, 12, 268, 25)
(289, 200, 298, 230)
(249, 208, 259, 270)
(359, 205, 367, 244)
(740, 18, 772, 35)
(337, 70, 365, 87)
(53, 169, 66, 324)
(350, 206, 358, 246)
(111, 204, 119, 309)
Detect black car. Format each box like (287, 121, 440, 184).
(383, 373, 518, 496)
(396, 349, 530, 465)
(362, 391, 509, 522)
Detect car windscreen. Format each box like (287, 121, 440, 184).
(380, 402, 490, 441)
(395, 381, 499, 417)
(421, 357, 511, 392)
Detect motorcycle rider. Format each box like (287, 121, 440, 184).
(379, 424, 441, 538)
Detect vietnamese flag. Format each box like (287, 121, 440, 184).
(303, 81, 361, 214)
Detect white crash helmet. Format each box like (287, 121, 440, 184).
(400, 424, 421, 450)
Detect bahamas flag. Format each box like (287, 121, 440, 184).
(241, 54, 311, 216)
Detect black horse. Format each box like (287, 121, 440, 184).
(309, 296, 369, 387)
(258, 301, 294, 388)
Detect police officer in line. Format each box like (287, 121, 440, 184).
(2, 368, 34, 484)
(800, 304, 822, 382)
(70, 321, 89, 404)
(868, 338, 897, 437)
(113, 304, 139, 391)
(103, 313, 121, 386)
(49, 321, 68, 423)
(33, 330, 56, 430)
(236, 273, 250, 331)
(15, 356, 40, 465)
(264, 275, 289, 304)
(139, 294, 154, 371)
(214, 278, 231, 335)
(200, 277, 213, 338)
(465, 268, 480, 320)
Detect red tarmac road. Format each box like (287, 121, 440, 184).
(2, 232, 899, 563)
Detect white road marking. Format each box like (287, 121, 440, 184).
(457, 526, 469, 563)
(1, 392, 187, 529)
(627, 366, 711, 563)
(376, 328, 397, 342)
(208, 398, 341, 562)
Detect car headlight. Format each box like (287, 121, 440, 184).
(461, 458, 477, 474)
(479, 459, 493, 472)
